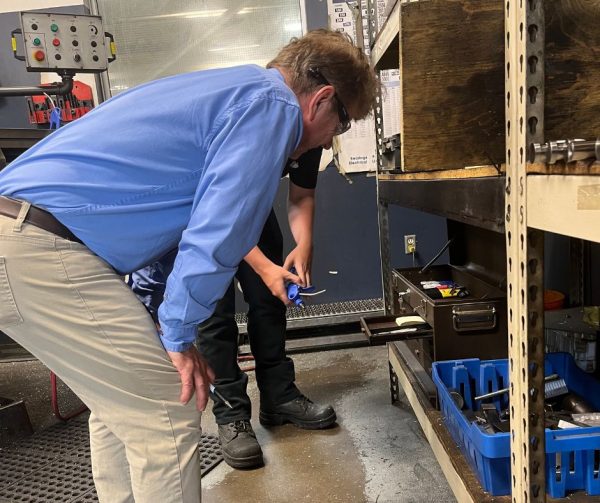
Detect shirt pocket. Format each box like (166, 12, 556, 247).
(0, 257, 24, 328)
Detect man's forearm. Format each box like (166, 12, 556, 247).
(244, 246, 272, 275)
(288, 185, 315, 247)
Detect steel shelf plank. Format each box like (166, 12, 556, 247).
(378, 176, 505, 232)
(527, 175, 600, 244)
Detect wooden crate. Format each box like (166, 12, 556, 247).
(399, 0, 600, 173)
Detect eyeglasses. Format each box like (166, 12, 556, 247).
(307, 67, 351, 136)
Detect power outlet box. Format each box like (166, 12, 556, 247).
(404, 234, 416, 254)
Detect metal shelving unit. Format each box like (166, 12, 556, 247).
(369, 0, 600, 501)
(370, 0, 399, 71)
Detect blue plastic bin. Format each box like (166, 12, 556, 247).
(432, 352, 600, 497)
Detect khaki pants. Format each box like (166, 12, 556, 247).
(0, 205, 202, 503)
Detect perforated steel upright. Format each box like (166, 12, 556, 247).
(366, 0, 396, 316)
(505, 0, 546, 501)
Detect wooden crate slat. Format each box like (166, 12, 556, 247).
(397, 0, 600, 175)
(400, 0, 505, 172)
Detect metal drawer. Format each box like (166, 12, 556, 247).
(392, 264, 507, 361)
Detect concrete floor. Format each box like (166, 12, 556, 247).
(1, 358, 84, 433)
(0, 345, 456, 503)
(202, 346, 455, 503)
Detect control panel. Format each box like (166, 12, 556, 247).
(19, 12, 111, 73)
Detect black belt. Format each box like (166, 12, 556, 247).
(0, 196, 83, 244)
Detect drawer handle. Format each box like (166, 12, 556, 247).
(452, 306, 497, 332)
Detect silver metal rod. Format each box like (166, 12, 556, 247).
(530, 138, 599, 164)
(474, 373, 559, 401)
(568, 138, 600, 162)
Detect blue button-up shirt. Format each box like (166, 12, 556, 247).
(0, 65, 303, 351)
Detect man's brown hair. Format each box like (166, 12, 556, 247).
(268, 29, 379, 120)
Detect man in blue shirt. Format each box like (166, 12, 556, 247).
(131, 148, 331, 469)
(0, 29, 378, 502)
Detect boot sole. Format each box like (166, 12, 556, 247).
(221, 449, 264, 470)
(259, 410, 337, 430)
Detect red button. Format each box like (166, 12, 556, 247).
(52, 38, 60, 46)
(34, 50, 45, 61)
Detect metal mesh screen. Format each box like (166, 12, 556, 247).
(235, 298, 384, 325)
(0, 414, 222, 503)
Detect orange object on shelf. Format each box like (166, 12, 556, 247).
(544, 290, 565, 311)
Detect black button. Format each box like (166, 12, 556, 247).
(31, 23, 38, 30)
(72, 40, 78, 46)
(91, 41, 97, 48)
(73, 54, 81, 62)
(55, 54, 62, 60)
(92, 55, 99, 62)
(70, 25, 76, 32)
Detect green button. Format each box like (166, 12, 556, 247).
(33, 37, 41, 46)
(50, 23, 58, 32)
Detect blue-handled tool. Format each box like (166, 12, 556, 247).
(49, 106, 61, 129)
(286, 267, 316, 308)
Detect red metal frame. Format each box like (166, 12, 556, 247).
(50, 371, 88, 422)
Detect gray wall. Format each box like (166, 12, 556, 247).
(268, 169, 448, 304)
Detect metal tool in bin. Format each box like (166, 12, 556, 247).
(473, 373, 566, 401)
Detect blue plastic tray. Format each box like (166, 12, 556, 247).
(432, 352, 600, 497)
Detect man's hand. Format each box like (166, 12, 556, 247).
(244, 247, 303, 304)
(167, 346, 215, 412)
(258, 261, 303, 305)
(283, 244, 313, 287)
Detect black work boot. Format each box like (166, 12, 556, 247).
(218, 420, 264, 469)
(259, 395, 337, 430)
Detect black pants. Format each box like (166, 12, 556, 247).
(196, 210, 300, 424)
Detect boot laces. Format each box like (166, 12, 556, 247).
(296, 395, 313, 411)
(232, 419, 251, 433)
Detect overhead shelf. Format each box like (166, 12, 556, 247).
(378, 175, 505, 233)
(527, 175, 600, 244)
(370, 0, 400, 70)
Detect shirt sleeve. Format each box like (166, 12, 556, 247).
(288, 147, 322, 189)
(157, 96, 301, 351)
